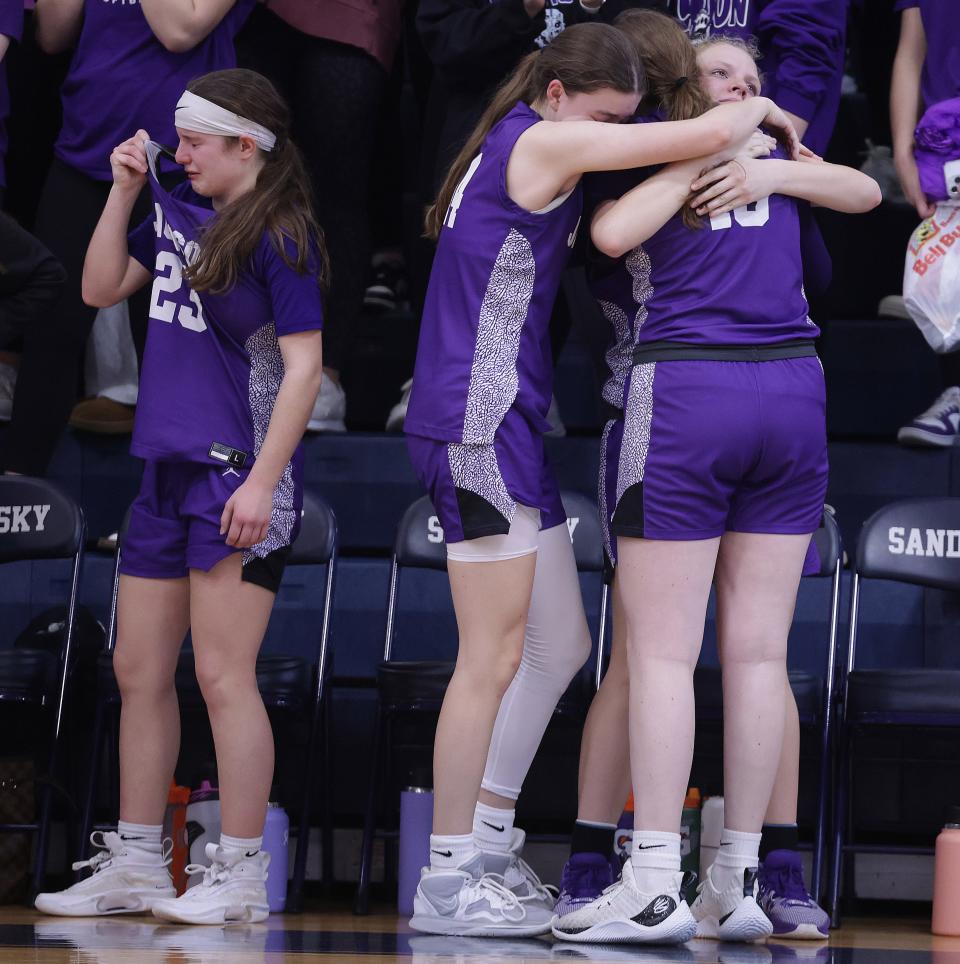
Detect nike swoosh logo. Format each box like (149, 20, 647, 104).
(481, 821, 505, 833)
(634, 843, 666, 850)
(431, 849, 453, 858)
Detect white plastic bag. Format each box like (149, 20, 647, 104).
(904, 202, 960, 353)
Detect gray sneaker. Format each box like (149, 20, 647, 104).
(483, 828, 558, 912)
(410, 853, 553, 937)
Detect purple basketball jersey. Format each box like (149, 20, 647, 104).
(587, 148, 817, 410)
(404, 102, 583, 444)
(127, 143, 324, 469)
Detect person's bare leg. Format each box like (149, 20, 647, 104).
(576, 577, 630, 825)
(190, 554, 276, 838)
(113, 574, 190, 825)
(618, 537, 720, 833)
(705, 531, 809, 911)
(433, 552, 536, 838)
(765, 683, 800, 825)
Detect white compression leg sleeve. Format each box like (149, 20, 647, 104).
(480, 522, 593, 799)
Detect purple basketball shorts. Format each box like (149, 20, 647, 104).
(406, 414, 565, 544)
(600, 357, 828, 556)
(120, 457, 303, 592)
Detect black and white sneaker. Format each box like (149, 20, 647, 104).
(551, 860, 696, 944)
(691, 866, 773, 943)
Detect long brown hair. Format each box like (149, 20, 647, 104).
(181, 69, 330, 295)
(615, 9, 714, 230)
(614, 9, 713, 122)
(425, 23, 643, 240)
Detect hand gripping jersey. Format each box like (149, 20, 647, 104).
(404, 102, 583, 445)
(126, 143, 324, 556)
(585, 146, 817, 412)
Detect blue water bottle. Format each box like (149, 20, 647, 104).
(263, 802, 289, 913)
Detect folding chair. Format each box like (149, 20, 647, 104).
(353, 490, 609, 914)
(78, 489, 337, 913)
(692, 508, 843, 903)
(828, 497, 960, 925)
(0, 476, 86, 896)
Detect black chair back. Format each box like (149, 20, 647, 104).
(0, 477, 84, 562)
(393, 495, 447, 572)
(290, 491, 338, 566)
(561, 491, 605, 573)
(854, 497, 960, 590)
(0, 476, 86, 896)
(810, 507, 842, 578)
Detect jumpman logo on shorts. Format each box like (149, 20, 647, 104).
(222, 467, 240, 478)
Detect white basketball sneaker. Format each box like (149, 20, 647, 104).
(551, 859, 696, 944)
(410, 853, 553, 937)
(34, 831, 175, 917)
(483, 828, 558, 912)
(150, 843, 270, 925)
(691, 865, 773, 942)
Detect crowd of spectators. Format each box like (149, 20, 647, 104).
(0, 0, 954, 477)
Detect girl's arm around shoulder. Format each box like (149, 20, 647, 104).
(688, 156, 882, 218)
(138, 0, 238, 53)
(591, 157, 705, 258)
(515, 97, 797, 196)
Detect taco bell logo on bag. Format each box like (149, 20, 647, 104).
(0, 504, 51, 534)
(889, 526, 960, 558)
(910, 207, 960, 276)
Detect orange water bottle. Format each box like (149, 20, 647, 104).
(614, 792, 634, 863)
(933, 806, 960, 936)
(163, 783, 191, 895)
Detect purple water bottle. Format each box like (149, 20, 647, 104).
(263, 802, 289, 913)
(398, 786, 433, 916)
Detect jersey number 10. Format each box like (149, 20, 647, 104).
(709, 197, 770, 231)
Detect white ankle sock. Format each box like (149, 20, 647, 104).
(429, 833, 476, 871)
(220, 833, 263, 858)
(630, 829, 680, 895)
(117, 821, 162, 855)
(711, 828, 761, 892)
(473, 802, 515, 855)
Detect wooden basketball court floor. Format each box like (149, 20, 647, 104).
(0, 905, 955, 964)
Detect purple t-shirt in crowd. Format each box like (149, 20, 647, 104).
(671, 0, 847, 155)
(895, 0, 960, 110)
(127, 143, 324, 466)
(55, 0, 254, 181)
(405, 102, 582, 444)
(585, 146, 816, 410)
(0, 0, 23, 188)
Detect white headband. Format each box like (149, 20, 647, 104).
(174, 90, 277, 152)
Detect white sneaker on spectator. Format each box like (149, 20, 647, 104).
(0, 362, 16, 421)
(878, 294, 910, 320)
(386, 378, 412, 432)
(151, 843, 269, 925)
(307, 377, 346, 433)
(897, 386, 960, 447)
(34, 831, 175, 917)
(691, 865, 772, 942)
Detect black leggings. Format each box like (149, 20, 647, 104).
(237, 8, 386, 373)
(3, 159, 153, 475)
